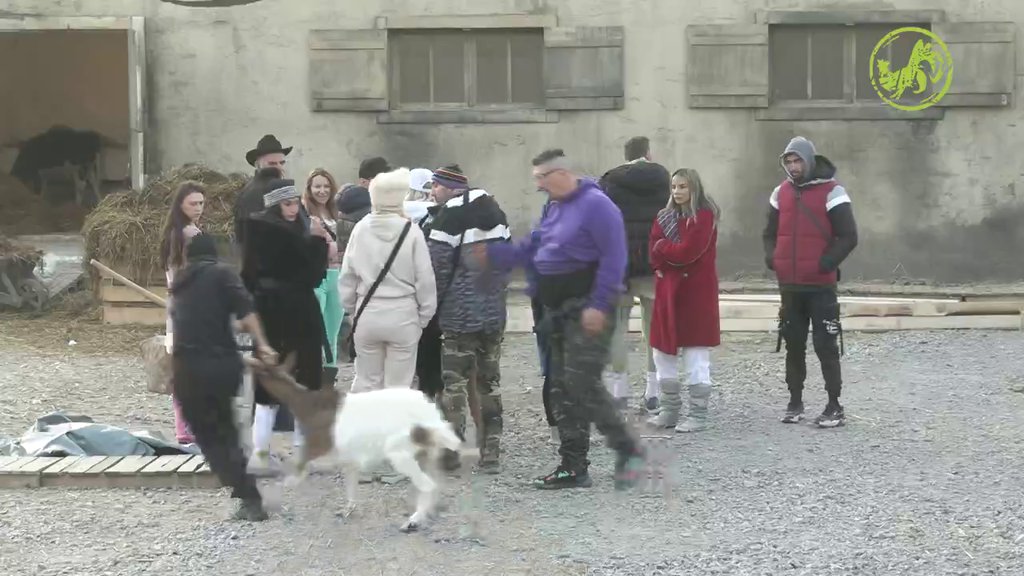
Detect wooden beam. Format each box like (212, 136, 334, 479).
(721, 314, 1022, 332)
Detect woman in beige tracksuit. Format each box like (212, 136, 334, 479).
(339, 167, 437, 392)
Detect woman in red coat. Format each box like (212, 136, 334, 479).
(647, 168, 721, 433)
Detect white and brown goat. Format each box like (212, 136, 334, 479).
(245, 355, 472, 532)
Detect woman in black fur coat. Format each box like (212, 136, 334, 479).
(241, 179, 329, 473)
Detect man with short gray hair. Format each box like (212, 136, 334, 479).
(474, 149, 645, 491)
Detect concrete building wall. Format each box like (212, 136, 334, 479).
(4, 0, 1023, 282)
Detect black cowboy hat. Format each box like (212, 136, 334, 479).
(245, 134, 293, 166)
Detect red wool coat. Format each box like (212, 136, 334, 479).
(648, 208, 721, 353)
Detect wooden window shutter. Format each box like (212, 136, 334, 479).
(932, 22, 1015, 107)
(686, 24, 769, 108)
(308, 29, 388, 111)
(544, 26, 624, 110)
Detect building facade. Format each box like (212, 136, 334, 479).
(2, 0, 1021, 282)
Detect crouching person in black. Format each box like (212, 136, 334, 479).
(169, 234, 278, 521)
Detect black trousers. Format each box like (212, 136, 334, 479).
(173, 353, 261, 502)
(416, 315, 445, 400)
(532, 296, 556, 427)
(780, 287, 843, 401)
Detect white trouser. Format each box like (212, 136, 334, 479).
(350, 297, 422, 393)
(653, 348, 712, 385)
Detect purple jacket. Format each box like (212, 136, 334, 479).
(489, 179, 627, 313)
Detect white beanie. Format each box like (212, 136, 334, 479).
(369, 167, 410, 215)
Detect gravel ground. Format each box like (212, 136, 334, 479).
(2, 314, 1024, 575)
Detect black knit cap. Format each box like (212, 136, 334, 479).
(186, 233, 218, 262)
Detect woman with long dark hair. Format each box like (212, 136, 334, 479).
(302, 168, 344, 387)
(241, 178, 330, 473)
(159, 181, 206, 445)
(647, 168, 721, 433)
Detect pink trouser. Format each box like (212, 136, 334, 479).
(172, 394, 195, 443)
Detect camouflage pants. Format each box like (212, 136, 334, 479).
(442, 330, 503, 463)
(544, 298, 640, 474)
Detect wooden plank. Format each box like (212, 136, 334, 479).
(16, 457, 63, 474)
(175, 455, 207, 474)
(85, 456, 124, 474)
(102, 305, 165, 326)
(64, 455, 108, 474)
(41, 456, 84, 475)
(0, 457, 33, 472)
(0, 457, 23, 470)
(721, 314, 1022, 332)
(140, 454, 193, 474)
(100, 284, 168, 304)
(105, 456, 157, 475)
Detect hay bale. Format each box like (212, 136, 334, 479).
(81, 163, 250, 284)
(0, 235, 43, 266)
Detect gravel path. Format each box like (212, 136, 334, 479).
(1, 316, 1023, 575)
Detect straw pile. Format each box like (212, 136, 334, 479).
(0, 173, 86, 236)
(81, 164, 249, 284)
(0, 235, 43, 265)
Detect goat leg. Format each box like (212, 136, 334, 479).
(387, 452, 437, 532)
(336, 463, 360, 519)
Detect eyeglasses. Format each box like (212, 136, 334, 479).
(532, 168, 564, 181)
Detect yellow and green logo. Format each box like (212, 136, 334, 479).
(869, 26, 954, 111)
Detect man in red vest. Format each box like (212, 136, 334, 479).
(763, 136, 858, 428)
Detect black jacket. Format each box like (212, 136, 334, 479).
(335, 185, 372, 253)
(599, 160, 671, 278)
(232, 167, 282, 245)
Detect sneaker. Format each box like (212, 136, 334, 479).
(478, 460, 501, 475)
(781, 402, 804, 424)
(232, 498, 269, 522)
(644, 396, 660, 413)
(814, 403, 846, 428)
(613, 448, 645, 491)
(533, 465, 592, 490)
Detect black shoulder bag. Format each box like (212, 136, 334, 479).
(343, 221, 412, 360)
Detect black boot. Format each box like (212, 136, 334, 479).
(232, 498, 268, 522)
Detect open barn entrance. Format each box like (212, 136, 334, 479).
(0, 17, 145, 236)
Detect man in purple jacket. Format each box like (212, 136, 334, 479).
(473, 148, 645, 490)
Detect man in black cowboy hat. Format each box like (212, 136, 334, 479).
(245, 134, 292, 173)
(233, 134, 293, 246)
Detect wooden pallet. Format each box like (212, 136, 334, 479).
(98, 275, 168, 326)
(0, 455, 220, 489)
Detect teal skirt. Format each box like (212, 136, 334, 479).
(314, 268, 344, 368)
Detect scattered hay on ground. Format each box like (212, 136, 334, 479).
(0, 173, 86, 236)
(0, 312, 153, 356)
(82, 164, 249, 284)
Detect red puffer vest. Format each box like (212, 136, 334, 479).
(772, 179, 837, 286)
